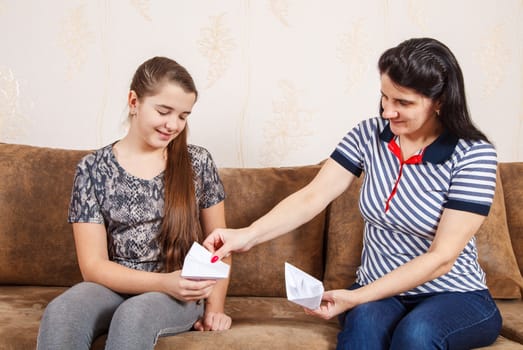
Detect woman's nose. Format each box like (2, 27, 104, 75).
(382, 109, 399, 119)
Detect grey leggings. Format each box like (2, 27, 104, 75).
(37, 282, 204, 350)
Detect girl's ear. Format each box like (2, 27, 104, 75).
(128, 90, 139, 110)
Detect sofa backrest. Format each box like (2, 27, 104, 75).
(2, 143, 520, 300)
(220, 165, 325, 297)
(0, 144, 87, 286)
(0, 143, 327, 297)
(499, 163, 523, 281)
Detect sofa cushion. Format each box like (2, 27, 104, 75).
(155, 296, 338, 350)
(323, 168, 523, 299)
(0, 287, 520, 350)
(219, 165, 326, 297)
(0, 144, 87, 286)
(0, 286, 68, 350)
(496, 300, 523, 344)
(474, 337, 523, 349)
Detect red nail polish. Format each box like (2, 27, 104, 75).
(211, 256, 219, 263)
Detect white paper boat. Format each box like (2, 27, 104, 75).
(285, 262, 324, 310)
(181, 242, 230, 280)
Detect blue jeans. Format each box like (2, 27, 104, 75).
(37, 282, 204, 350)
(337, 283, 502, 350)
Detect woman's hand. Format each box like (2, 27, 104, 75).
(203, 227, 255, 262)
(304, 289, 355, 320)
(193, 311, 232, 331)
(161, 270, 216, 302)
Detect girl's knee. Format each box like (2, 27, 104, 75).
(110, 293, 166, 331)
(106, 294, 166, 350)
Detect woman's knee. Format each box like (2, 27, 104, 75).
(390, 317, 439, 350)
(337, 301, 404, 350)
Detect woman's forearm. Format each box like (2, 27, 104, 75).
(351, 250, 453, 305)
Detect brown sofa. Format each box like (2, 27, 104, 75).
(1, 143, 523, 349)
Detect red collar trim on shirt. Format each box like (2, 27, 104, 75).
(379, 121, 458, 164)
(384, 137, 425, 212)
(387, 136, 425, 164)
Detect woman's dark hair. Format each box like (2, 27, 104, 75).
(378, 37, 489, 142)
(130, 56, 203, 272)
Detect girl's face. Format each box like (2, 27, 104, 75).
(380, 73, 441, 141)
(128, 82, 196, 150)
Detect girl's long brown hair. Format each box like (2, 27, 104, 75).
(130, 56, 203, 272)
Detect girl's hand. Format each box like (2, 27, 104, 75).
(193, 311, 232, 331)
(304, 289, 355, 320)
(162, 270, 216, 302)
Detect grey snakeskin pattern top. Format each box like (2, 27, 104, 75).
(68, 143, 225, 272)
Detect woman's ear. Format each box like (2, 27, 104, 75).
(434, 99, 442, 116)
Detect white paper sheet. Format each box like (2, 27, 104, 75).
(284, 262, 324, 310)
(181, 242, 230, 280)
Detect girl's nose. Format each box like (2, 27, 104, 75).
(164, 116, 182, 132)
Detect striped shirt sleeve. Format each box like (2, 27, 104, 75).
(444, 140, 497, 216)
(330, 119, 379, 177)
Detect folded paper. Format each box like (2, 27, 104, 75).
(181, 242, 230, 280)
(285, 262, 324, 310)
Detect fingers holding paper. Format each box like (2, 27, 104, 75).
(304, 290, 355, 320)
(163, 270, 216, 302)
(203, 227, 255, 262)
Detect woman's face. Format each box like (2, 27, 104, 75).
(128, 82, 196, 150)
(380, 73, 441, 140)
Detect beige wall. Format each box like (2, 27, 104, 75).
(1, 0, 522, 167)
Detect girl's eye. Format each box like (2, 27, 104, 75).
(158, 110, 169, 116)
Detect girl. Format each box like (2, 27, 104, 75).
(37, 56, 231, 350)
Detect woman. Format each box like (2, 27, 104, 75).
(37, 56, 232, 350)
(204, 38, 501, 349)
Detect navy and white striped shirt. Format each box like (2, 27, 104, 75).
(331, 117, 497, 295)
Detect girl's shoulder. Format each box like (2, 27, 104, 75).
(75, 144, 115, 172)
(187, 144, 214, 163)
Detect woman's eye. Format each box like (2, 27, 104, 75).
(158, 110, 169, 116)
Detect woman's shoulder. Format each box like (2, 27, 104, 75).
(451, 138, 497, 169)
(340, 117, 386, 142)
(454, 138, 497, 158)
(348, 117, 386, 133)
